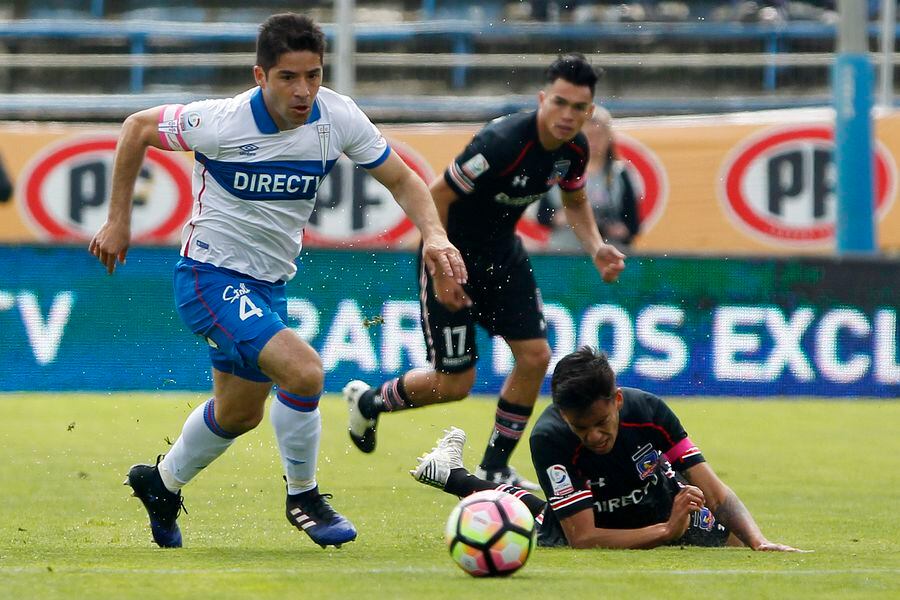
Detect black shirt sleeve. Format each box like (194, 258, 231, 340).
(530, 431, 594, 520)
(443, 127, 511, 197)
(644, 393, 706, 471)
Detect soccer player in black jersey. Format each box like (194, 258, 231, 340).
(411, 347, 806, 551)
(344, 54, 626, 489)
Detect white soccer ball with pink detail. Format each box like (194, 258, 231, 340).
(444, 490, 536, 577)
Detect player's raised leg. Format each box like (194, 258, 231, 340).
(474, 338, 549, 491)
(345, 367, 475, 453)
(260, 329, 357, 548)
(411, 427, 547, 519)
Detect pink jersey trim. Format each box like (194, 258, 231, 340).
(665, 437, 699, 463)
(157, 108, 172, 150)
(173, 105, 189, 150)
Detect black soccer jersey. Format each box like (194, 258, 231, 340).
(530, 388, 706, 545)
(443, 111, 589, 249)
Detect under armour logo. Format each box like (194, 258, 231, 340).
(511, 174, 529, 187)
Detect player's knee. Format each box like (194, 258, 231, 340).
(217, 405, 265, 434)
(516, 343, 552, 373)
(280, 356, 324, 396)
(436, 370, 475, 401)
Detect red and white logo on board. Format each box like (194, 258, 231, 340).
(516, 132, 668, 244)
(719, 125, 896, 246)
(617, 133, 668, 233)
(303, 137, 434, 247)
(18, 136, 193, 243)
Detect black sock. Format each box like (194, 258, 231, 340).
(445, 469, 546, 519)
(358, 376, 412, 419)
(479, 397, 533, 470)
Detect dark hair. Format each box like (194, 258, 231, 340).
(545, 53, 600, 96)
(550, 346, 616, 413)
(256, 13, 326, 73)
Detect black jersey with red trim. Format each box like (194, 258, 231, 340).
(529, 388, 705, 545)
(443, 111, 588, 249)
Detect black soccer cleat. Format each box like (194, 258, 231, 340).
(344, 380, 378, 453)
(286, 488, 357, 549)
(125, 459, 186, 548)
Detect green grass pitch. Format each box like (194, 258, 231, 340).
(1, 393, 898, 599)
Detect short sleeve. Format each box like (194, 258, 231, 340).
(156, 100, 221, 157)
(338, 98, 391, 169)
(646, 394, 705, 471)
(530, 432, 593, 520)
(444, 127, 508, 196)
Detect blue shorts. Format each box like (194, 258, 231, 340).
(173, 257, 287, 382)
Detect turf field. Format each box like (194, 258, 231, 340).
(0, 393, 897, 599)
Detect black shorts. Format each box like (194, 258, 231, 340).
(418, 239, 547, 374)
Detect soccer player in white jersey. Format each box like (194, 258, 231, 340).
(89, 13, 467, 549)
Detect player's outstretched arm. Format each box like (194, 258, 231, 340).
(89, 106, 167, 274)
(684, 462, 809, 552)
(558, 486, 704, 550)
(560, 189, 625, 283)
(368, 153, 467, 284)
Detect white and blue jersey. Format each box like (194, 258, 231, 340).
(158, 86, 391, 282)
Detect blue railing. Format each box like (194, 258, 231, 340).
(1, 18, 892, 93)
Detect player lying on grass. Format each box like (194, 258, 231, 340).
(412, 347, 806, 551)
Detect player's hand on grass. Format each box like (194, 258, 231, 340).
(752, 540, 812, 553)
(422, 234, 468, 285)
(665, 485, 705, 540)
(593, 243, 626, 283)
(433, 275, 472, 312)
(89, 220, 131, 275)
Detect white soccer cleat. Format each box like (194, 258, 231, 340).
(474, 465, 541, 492)
(344, 380, 378, 453)
(410, 427, 467, 490)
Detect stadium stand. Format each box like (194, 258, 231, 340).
(0, 1, 893, 121)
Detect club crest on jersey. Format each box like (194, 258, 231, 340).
(181, 112, 202, 130)
(546, 464, 575, 496)
(462, 153, 490, 180)
(632, 444, 660, 480)
(317, 124, 331, 176)
(546, 159, 571, 186)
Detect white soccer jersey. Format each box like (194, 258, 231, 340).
(157, 86, 391, 282)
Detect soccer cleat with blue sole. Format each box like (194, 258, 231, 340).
(286, 489, 357, 549)
(125, 461, 186, 548)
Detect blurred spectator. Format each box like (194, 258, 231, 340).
(537, 106, 640, 250)
(0, 154, 12, 203)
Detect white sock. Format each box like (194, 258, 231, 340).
(158, 398, 237, 493)
(271, 389, 321, 495)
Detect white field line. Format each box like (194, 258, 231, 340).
(0, 566, 898, 576)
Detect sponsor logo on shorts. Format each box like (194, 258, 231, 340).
(547, 464, 575, 496)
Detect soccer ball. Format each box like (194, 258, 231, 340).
(445, 490, 536, 577)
